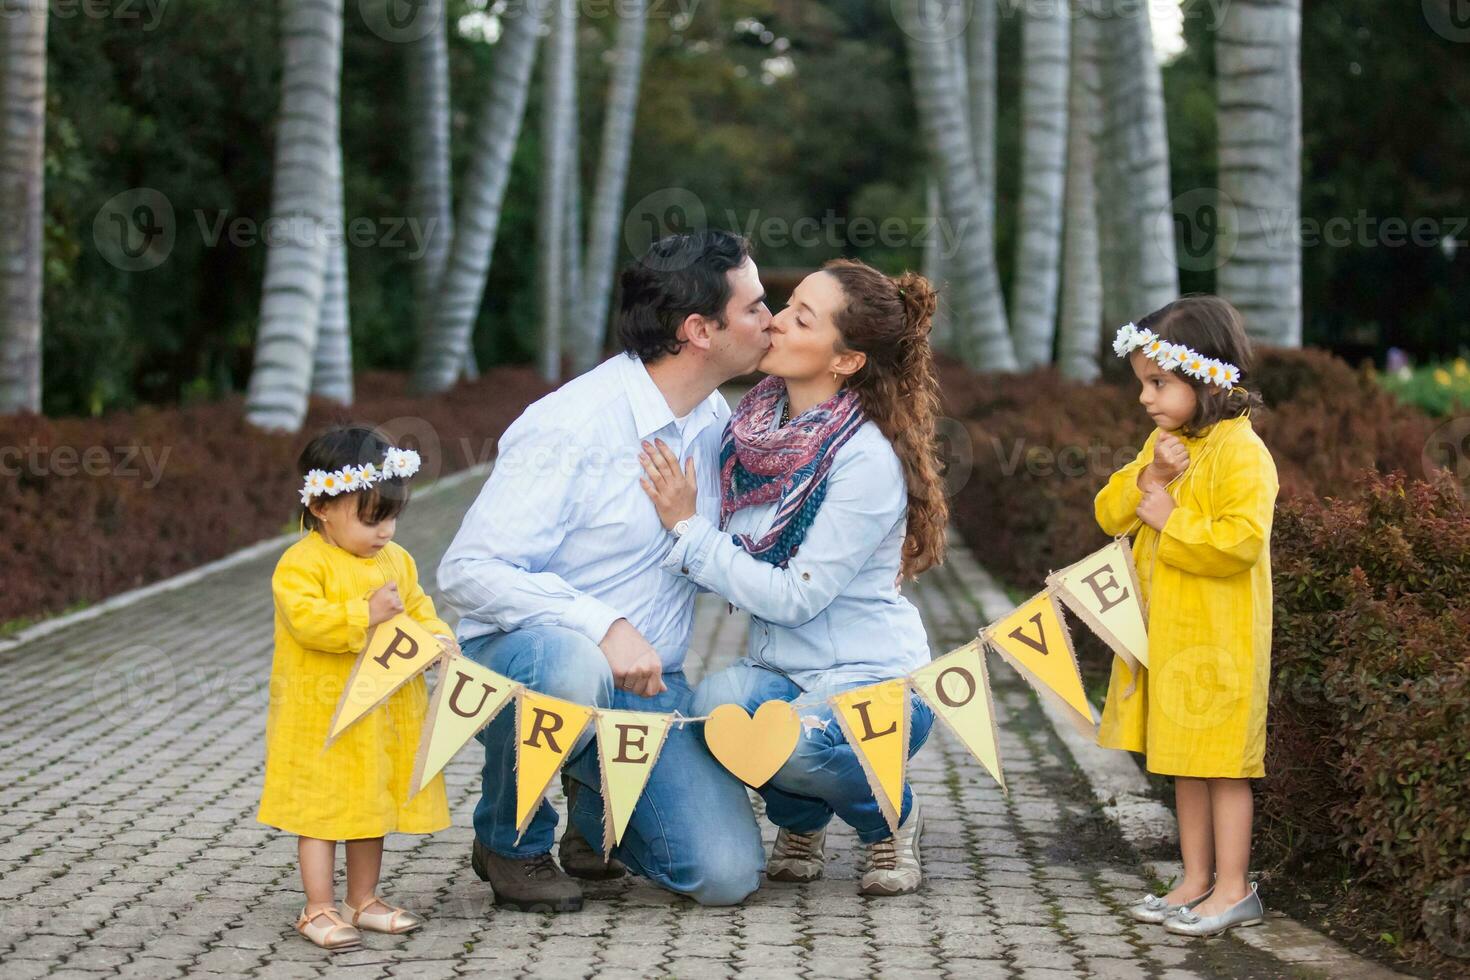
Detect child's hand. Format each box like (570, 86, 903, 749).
(1136, 484, 1177, 531)
(1144, 431, 1190, 487)
(368, 583, 405, 625)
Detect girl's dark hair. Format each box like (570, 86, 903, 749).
(297, 426, 410, 531)
(821, 258, 947, 580)
(616, 229, 753, 362)
(1135, 294, 1265, 438)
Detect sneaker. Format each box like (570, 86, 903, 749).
(470, 836, 583, 912)
(767, 826, 827, 883)
(859, 803, 923, 896)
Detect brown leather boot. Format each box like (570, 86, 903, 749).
(470, 837, 583, 912)
(558, 774, 628, 880)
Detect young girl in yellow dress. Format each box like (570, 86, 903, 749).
(258, 426, 454, 951)
(1093, 296, 1279, 937)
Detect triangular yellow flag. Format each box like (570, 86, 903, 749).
(910, 640, 1006, 793)
(326, 614, 447, 746)
(409, 656, 519, 797)
(984, 589, 1097, 736)
(829, 680, 910, 835)
(514, 691, 595, 842)
(594, 710, 674, 858)
(1048, 538, 1150, 677)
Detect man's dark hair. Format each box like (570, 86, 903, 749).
(616, 230, 753, 362)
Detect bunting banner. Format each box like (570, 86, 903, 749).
(829, 679, 911, 836)
(326, 613, 448, 746)
(321, 539, 1163, 838)
(1047, 537, 1150, 678)
(409, 656, 519, 797)
(514, 691, 596, 841)
(909, 639, 1006, 794)
(983, 589, 1097, 737)
(594, 710, 675, 858)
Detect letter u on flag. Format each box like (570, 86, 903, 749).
(326, 613, 448, 747)
(595, 710, 674, 859)
(983, 589, 1097, 736)
(514, 691, 595, 841)
(409, 657, 519, 797)
(829, 679, 910, 836)
(1047, 538, 1149, 678)
(909, 639, 1005, 793)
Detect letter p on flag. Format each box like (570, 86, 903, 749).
(326, 614, 449, 746)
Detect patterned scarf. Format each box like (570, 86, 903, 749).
(720, 374, 867, 567)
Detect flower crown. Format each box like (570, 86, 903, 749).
(1112, 322, 1240, 390)
(299, 447, 421, 507)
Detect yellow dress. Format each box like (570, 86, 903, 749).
(258, 530, 452, 840)
(1093, 416, 1278, 778)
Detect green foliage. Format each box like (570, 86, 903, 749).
(1378, 357, 1470, 416)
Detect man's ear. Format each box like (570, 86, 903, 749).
(680, 312, 718, 353)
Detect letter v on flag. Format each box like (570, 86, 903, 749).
(595, 710, 674, 858)
(909, 639, 1005, 793)
(829, 680, 910, 835)
(514, 691, 595, 841)
(326, 613, 447, 746)
(983, 590, 1097, 736)
(409, 656, 519, 797)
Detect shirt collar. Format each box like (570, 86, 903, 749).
(620, 353, 717, 441)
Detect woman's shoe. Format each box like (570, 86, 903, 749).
(342, 895, 425, 934)
(295, 906, 362, 951)
(1164, 882, 1265, 937)
(859, 803, 923, 896)
(1126, 885, 1214, 924)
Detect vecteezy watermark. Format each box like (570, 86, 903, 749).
(1424, 0, 1470, 43)
(92, 187, 443, 271)
(1423, 415, 1470, 484)
(621, 187, 971, 269)
(1159, 187, 1241, 272)
(0, 0, 170, 30)
(0, 440, 171, 488)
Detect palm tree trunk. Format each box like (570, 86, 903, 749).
(412, 1, 544, 393)
(1010, 1, 1069, 368)
(900, 0, 1017, 372)
(967, 0, 998, 256)
(245, 0, 344, 431)
(311, 128, 353, 404)
(579, 0, 648, 369)
(923, 177, 954, 355)
(0, 1, 47, 415)
(537, 0, 576, 382)
(1057, 11, 1103, 381)
(1093, 0, 1177, 326)
(1216, 0, 1301, 345)
(563, 29, 585, 367)
(405, 0, 474, 379)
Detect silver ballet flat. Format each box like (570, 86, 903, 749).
(1126, 885, 1214, 924)
(1164, 882, 1265, 936)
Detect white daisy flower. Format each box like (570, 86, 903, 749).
(1222, 364, 1241, 387)
(299, 486, 314, 507)
(321, 471, 344, 496)
(340, 465, 364, 492)
(385, 447, 422, 478)
(304, 469, 329, 498)
(358, 462, 380, 486)
(1183, 355, 1208, 380)
(1202, 360, 1226, 386)
(1112, 322, 1138, 356)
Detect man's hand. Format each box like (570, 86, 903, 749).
(367, 583, 405, 626)
(1141, 431, 1190, 490)
(638, 438, 697, 532)
(1136, 484, 1177, 531)
(599, 619, 667, 697)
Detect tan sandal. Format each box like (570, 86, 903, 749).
(295, 905, 362, 951)
(342, 894, 424, 934)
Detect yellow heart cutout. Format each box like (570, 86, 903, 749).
(704, 699, 801, 788)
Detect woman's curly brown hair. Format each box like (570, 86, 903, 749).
(822, 258, 947, 579)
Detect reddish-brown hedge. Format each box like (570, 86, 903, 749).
(0, 368, 552, 627)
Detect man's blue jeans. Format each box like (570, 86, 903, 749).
(690, 661, 936, 844)
(461, 625, 765, 906)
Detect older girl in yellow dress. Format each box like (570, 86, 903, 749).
(258, 426, 454, 951)
(1093, 297, 1279, 938)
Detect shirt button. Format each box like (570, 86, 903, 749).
(681, 566, 690, 574)
(801, 572, 811, 581)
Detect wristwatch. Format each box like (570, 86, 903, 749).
(671, 518, 692, 538)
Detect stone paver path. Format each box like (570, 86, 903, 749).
(1, 470, 1316, 979)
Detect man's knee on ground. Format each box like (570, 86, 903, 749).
(683, 849, 761, 907)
